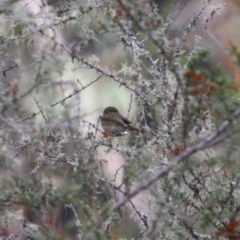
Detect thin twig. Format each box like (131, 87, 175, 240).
(107, 107, 240, 213)
(2, 62, 20, 77)
(57, 42, 151, 106)
(51, 74, 104, 107)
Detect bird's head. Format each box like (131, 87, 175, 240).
(103, 106, 119, 115)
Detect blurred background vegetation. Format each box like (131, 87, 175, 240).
(1, 0, 240, 239)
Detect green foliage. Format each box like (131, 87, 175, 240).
(0, 0, 239, 240)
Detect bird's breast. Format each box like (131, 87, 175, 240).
(101, 119, 127, 134)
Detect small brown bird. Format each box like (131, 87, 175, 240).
(100, 106, 139, 136)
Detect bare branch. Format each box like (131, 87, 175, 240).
(57, 41, 151, 106)
(111, 107, 240, 212)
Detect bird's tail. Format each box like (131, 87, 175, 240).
(128, 124, 147, 133)
(127, 124, 138, 131)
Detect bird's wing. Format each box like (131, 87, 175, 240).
(121, 116, 132, 125)
(101, 113, 128, 126)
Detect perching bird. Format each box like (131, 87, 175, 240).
(100, 106, 139, 136)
